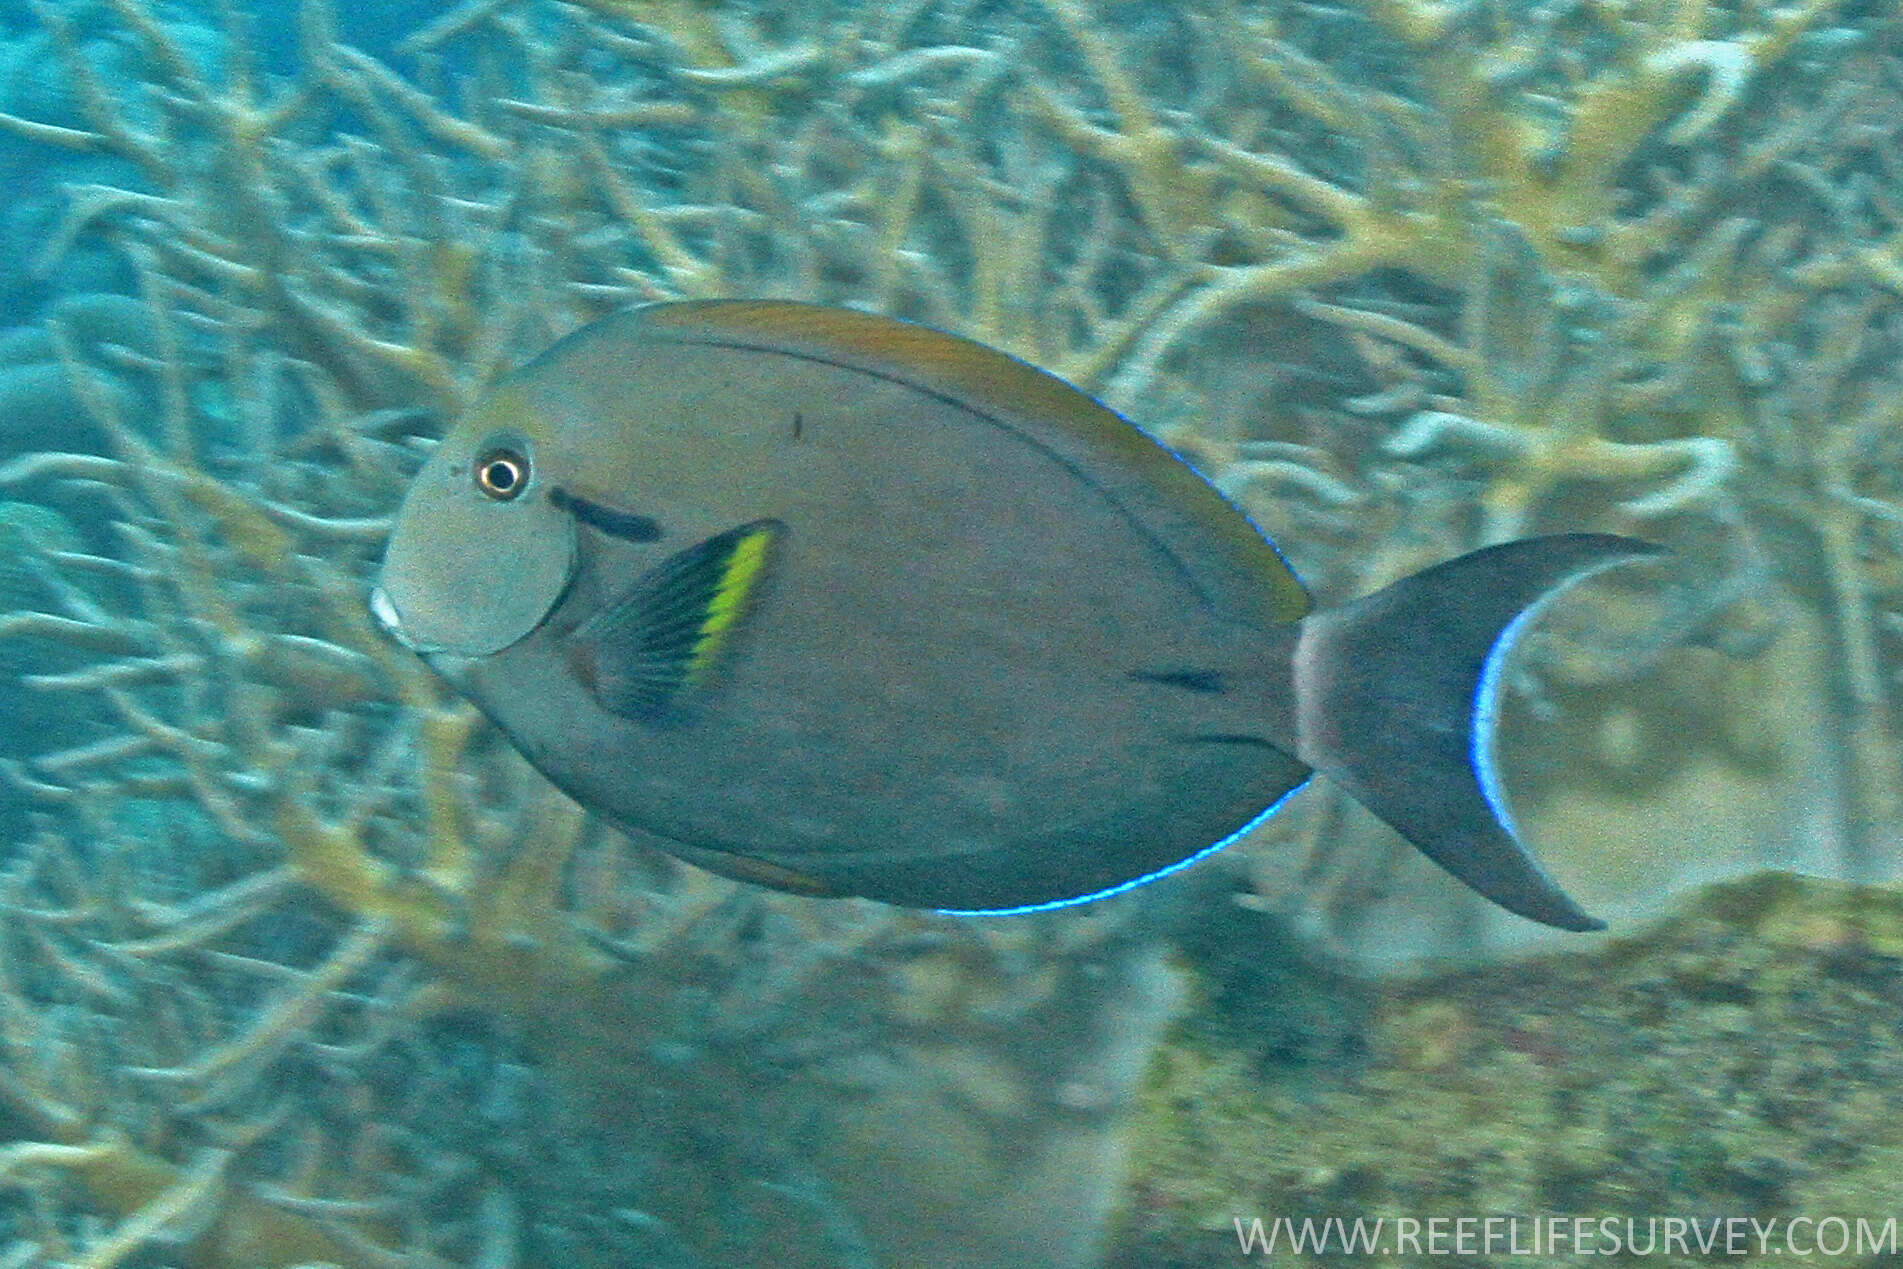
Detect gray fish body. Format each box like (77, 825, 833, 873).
(433, 312, 1305, 909)
(376, 301, 1655, 928)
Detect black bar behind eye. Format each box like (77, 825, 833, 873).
(550, 487, 663, 543)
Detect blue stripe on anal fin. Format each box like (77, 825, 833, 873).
(936, 778, 1312, 917)
(1298, 533, 1664, 932)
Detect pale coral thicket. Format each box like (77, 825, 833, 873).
(0, 0, 1892, 1265)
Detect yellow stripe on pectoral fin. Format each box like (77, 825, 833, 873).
(568, 519, 785, 721)
(687, 522, 776, 684)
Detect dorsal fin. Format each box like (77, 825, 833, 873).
(628, 300, 1310, 627)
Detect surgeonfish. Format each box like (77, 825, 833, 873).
(371, 300, 1658, 931)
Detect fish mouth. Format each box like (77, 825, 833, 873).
(369, 585, 448, 655)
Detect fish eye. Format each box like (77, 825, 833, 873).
(474, 448, 529, 501)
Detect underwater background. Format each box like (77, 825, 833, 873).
(0, 0, 1896, 1265)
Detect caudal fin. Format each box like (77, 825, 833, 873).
(1291, 534, 1663, 931)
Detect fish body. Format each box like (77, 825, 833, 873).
(374, 301, 1655, 930)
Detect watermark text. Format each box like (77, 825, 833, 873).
(1232, 1215, 1898, 1257)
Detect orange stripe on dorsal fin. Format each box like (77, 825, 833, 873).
(630, 300, 1311, 627)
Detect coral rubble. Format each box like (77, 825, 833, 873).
(1114, 874, 1903, 1268)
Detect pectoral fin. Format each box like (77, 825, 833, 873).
(568, 519, 784, 720)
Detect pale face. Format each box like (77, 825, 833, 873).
(372, 388, 578, 657)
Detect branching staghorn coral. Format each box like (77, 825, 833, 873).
(0, 0, 1898, 1260)
(0, 327, 1168, 1269)
(1733, 286, 1903, 878)
(0, 9, 1192, 1266)
(1031, 0, 1903, 938)
(1081, 0, 1871, 533)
